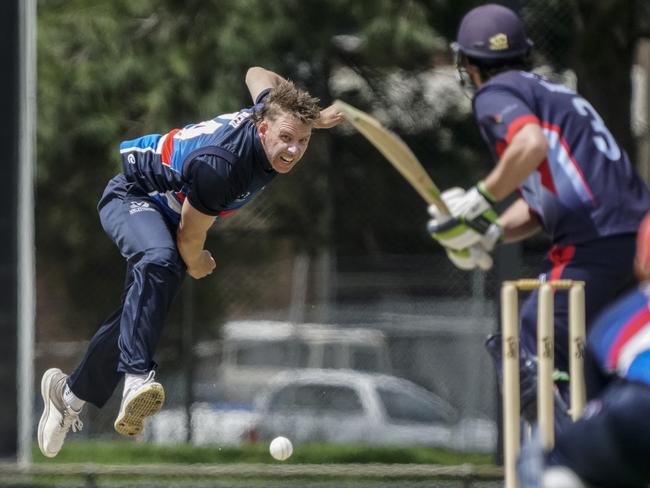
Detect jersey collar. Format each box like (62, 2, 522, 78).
(252, 126, 276, 174)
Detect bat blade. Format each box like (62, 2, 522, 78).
(334, 100, 493, 270)
(333, 99, 449, 216)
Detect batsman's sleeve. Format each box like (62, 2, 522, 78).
(186, 155, 235, 216)
(473, 88, 540, 159)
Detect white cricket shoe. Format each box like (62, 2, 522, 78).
(114, 371, 164, 436)
(37, 368, 83, 458)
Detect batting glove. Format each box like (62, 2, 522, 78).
(426, 207, 494, 270)
(446, 245, 493, 271)
(439, 184, 503, 251)
(427, 198, 484, 251)
(444, 182, 498, 230)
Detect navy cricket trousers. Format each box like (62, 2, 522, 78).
(549, 380, 650, 488)
(67, 174, 186, 407)
(519, 235, 637, 377)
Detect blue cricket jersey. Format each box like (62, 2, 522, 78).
(118, 91, 275, 224)
(589, 283, 650, 386)
(473, 71, 650, 245)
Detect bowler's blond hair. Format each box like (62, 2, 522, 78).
(251, 80, 321, 125)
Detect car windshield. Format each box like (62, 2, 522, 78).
(350, 346, 381, 372)
(235, 341, 297, 367)
(377, 386, 454, 424)
(322, 344, 342, 368)
(269, 383, 363, 414)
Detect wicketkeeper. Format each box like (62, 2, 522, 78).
(518, 212, 650, 488)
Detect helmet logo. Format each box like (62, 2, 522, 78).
(489, 33, 509, 51)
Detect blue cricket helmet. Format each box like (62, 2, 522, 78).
(453, 4, 533, 61)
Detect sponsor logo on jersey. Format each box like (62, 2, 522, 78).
(229, 111, 252, 129)
(129, 201, 156, 214)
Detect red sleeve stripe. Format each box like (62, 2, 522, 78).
(161, 128, 180, 166)
(537, 159, 557, 195)
(505, 115, 541, 143)
(542, 122, 595, 203)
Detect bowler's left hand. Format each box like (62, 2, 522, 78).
(314, 104, 345, 129)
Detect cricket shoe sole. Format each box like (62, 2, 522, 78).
(114, 382, 165, 436)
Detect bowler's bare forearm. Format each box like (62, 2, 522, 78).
(177, 225, 208, 268)
(245, 67, 286, 102)
(177, 200, 216, 278)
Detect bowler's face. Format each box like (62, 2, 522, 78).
(258, 114, 312, 173)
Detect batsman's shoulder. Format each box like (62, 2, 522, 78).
(479, 72, 529, 95)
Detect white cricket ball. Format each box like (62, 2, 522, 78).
(269, 436, 293, 461)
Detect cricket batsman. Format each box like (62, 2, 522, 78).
(427, 3, 650, 424)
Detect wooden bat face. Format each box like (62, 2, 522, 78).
(334, 99, 449, 216)
(334, 100, 493, 270)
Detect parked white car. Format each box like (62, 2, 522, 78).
(146, 368, 496, 451)
(248, 369, 496, 452)
(214, 321, 392, 404)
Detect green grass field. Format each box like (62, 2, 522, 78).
(33, 440, 494, 465)
(0, 442, 503, 487)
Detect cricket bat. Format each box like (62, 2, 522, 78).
(334, 99, 493, 270)
(333, 99, 450, 216)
